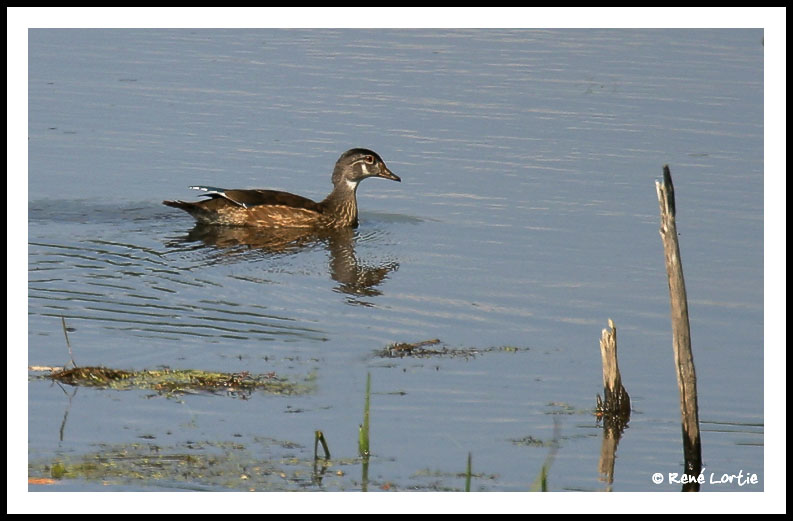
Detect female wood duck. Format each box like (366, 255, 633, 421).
(163, 148, 400, 229)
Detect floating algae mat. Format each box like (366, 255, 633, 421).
(28, 438, 485, 491)
(29, 438, 361, 492)
(33, 366, 313, 397)
(376, 338, 528, 359)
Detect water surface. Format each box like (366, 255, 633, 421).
(27, 29, 764, 493)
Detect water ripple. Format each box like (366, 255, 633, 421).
(28, 231, 330, 346)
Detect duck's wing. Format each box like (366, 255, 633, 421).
(190, 186, 324, 213)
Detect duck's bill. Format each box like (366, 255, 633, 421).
(378, 167, 401, 182)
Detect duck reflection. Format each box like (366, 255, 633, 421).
(174, 223, 398, 298)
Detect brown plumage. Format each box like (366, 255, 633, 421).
(163, 148, 400, 229)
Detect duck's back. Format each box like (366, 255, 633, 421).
(215, 188, 324, 212)
(163, 187, 327, 228)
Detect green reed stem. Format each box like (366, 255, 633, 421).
(314, 430, 331, 460)
(358, 372, 371, 458)
(465, 452, 472, 492)
(61, 316, 77, 368)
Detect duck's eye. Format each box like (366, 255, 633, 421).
(364, 155, 374, 164)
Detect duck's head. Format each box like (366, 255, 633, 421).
(332, 148, 401, 189)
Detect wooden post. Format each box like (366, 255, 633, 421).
(598, 319, 631, 416)
(656, 165, 702, 491)
(596, 319, 630, 486)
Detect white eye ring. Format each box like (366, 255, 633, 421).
(364, 155, 374, 164)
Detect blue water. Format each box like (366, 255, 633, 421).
(24, 29, 764, 495)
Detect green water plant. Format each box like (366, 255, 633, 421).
(358, 372, 371, 457)
(465, 452, 472, 492)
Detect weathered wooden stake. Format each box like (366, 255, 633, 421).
(656, 165, 702, 491)
(598, 319, 631, 416)
(596, 319, 630, 486)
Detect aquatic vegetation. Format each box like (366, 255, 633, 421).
(33, 366, 314, 398)
(358, 373, 371, 458)
(377, 338, 528, 359)
(28, 439, 358, 491)
(465, 452, 472, 492)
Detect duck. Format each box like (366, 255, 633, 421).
(163, 148, 400, 229)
